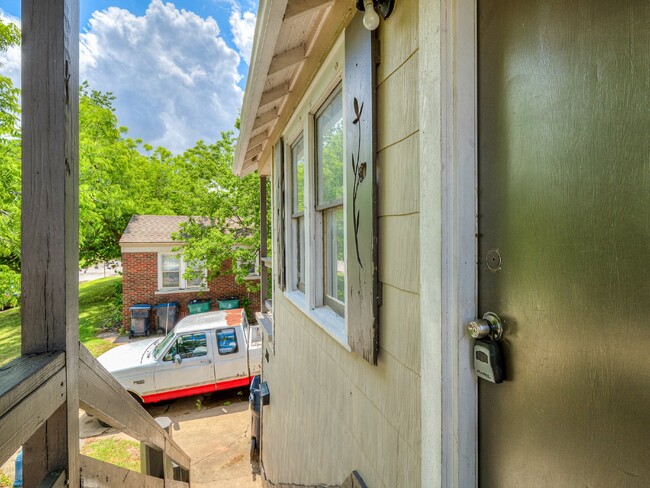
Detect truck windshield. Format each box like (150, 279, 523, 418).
(153, 331, 175, 359)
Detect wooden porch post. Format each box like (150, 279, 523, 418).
(21, 0, 80, 486)
(260, 176, 269, 312)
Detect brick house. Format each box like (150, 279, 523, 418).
(120, 215, 260, 331)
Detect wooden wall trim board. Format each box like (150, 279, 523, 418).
(419, 0, 479, 487)
(21, 0, 80, 485)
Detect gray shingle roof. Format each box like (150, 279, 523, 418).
(119, 215, 195, 244)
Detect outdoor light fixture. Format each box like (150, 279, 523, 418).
(356, 0, 395, 30)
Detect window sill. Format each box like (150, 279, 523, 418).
(243, 274, 261, 281)
(284, 291, 350, 352)
(155, 288, 209, 295)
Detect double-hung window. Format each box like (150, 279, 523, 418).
(158, 253, 206, 291)
(291, 136, 306, 292)
(315, 87, 345, 316)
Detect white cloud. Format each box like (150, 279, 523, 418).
(79, 1, 244, 153)
(0, 11, 21, 88)
(229, 8, 256, 66)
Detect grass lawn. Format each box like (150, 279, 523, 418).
(81, 438, 141, 472)
(0, 276, 122, 366)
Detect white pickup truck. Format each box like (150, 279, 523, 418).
(98, 309, 262, 403)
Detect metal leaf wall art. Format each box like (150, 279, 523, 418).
(351, 96, 366, 269)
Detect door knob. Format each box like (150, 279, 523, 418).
(467, 312, 503, 341)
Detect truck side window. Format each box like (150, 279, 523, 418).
(217, 328, 239, 355)
(163, 333, 208, 361)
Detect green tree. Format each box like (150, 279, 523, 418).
(78, 83, 175, 266)
(0, 19, 21, 308)
(168, 135, 266, 289)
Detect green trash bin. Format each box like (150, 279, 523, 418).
(188, 299, 210, 314)
(218, 298, 240, 310)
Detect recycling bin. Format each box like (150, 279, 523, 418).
(188, 298, 210, 315)
(155, 302, 179, 334)
(217, 297, 240, 310)
(129, 304, 151, 337)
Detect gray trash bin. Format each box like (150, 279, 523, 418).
(130, 304, 151, 338)
(155, 302, 179, 334)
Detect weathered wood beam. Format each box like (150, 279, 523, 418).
(0, 367, 66, 466)
(35, 470, 66, 488)
(78, 346, 191, 470)
(79, 455, 171, 488)
(268, 44, 307, 75)
(0, 352, 65, 419)
(249, 132, 269, 148)
(285, 0, 333, 19)
(245, 145, 263, 162)
(21, 0, 80, 485)
(252, 108, 280, 131)
(260, 83, 291, 107)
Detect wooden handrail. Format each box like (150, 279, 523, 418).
(0, 352, 66, 465)
(79, 455, 191, 488)
(78, 345, 191, 471)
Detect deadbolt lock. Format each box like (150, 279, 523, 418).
(467, 312, 503, 342)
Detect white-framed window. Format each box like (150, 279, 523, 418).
(315, 87, 345, 316)
(158, 253, 207, 291)
(281, 36, 348, 346)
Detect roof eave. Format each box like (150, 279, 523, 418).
(233, 0, 288, 177)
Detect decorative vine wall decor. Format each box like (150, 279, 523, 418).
(351, 96, 367, 269)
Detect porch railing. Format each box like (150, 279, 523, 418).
(0, 345, 192, 487)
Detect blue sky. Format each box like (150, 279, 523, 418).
(0, 1, 258, 153)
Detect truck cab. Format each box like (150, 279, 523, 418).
(98, 309, 262, 403)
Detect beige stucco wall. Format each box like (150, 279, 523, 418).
(262, 1, 422, 487)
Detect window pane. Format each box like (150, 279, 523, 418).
(316, 89, 343, 206)
(162, 255, 180, 271)
(324, 206, 345, 305)
(162, 271, 180, 288)
(297, 216, 305, 287)
(165, 333, 208, 360)
(186, 261, 204, 287)
(217, 328, 239, 355)
(292, 136, 305, 213)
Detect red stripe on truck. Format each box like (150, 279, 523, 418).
(142, 376, 254, 404)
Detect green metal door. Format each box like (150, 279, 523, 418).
(478, 0, 649, 485)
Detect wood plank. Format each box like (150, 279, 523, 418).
(258, 0, 356, 176)
(78, 347, 191, 470)
(0, 352, 65, 419)
(21, 0, 80, 484)
(268, 45, 307, 75)
(285, 0, 332, 19)
(249, 132, 269, 148)
(0, 368, 66, 465)
(80, 455, 164, 488)
(345, 15, 379, 365)
(260, 83, 291, 107)
(245, 144, 263, 162)
(35, 470, 66, 488)
(253, 108, 280, 131)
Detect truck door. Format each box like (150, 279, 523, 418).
(213, 327, 250, 389)
(152, 332, 216, 401)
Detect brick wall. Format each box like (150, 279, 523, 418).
(122, 252, 261, 331)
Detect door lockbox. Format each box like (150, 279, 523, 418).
(473, 339, 504, 383)
(468, 312, 505, 384)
